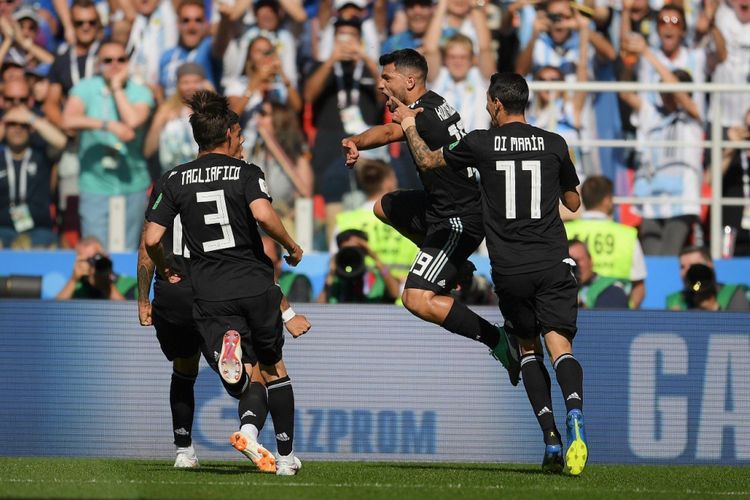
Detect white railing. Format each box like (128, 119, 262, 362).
(529, 80, 750, 259)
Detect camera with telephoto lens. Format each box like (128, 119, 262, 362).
(334, 229, 369, 279)
(88, 253, 113, 274)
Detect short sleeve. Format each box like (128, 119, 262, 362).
(443, 131, 478, 171)
(243, 165, 273, 205)
(145, 172, 169, 220)
(558, 136, 580, 189)
(68, 79, 86, 99)
(126, 82, 155, 108)
(147, 176, 178, 227)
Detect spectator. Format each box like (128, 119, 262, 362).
(516, 0, 615, 79)
(55, 236, 127, 300)
(125, 0, 178, 90)
(619, 0, 659, 57)
(304, 17, 383, 227)
(144, 62, 205, 174)
(619, 41, 703, 255)
(682, 263, 750, 311)
(158, 0, 221, 99)
(0, 8, 54, 69)
(242, 101, 313, 226)
(317, 228, 401, 303)
(425, 33, 490, 132)
(330, 159, 417, 283)
(721, 109, 750, 256)
(62, 39, 155, 252)
(216, 0, 299, 92)
(565, 175, 647, 308)
(666, 245, 750, 310)
(315, 0, 382, 63)
(711, 0, 750, 130)
(450, 260, 497, 306)
(44, 0, 102, 130)
(262, 235, 314, 302)
(227, 35, 302, 129)
(526, 22, 589, 179)
(629, 5, 723, 120)
(568, 239, 630, 309)
(381, 0, 433, 53)
(0, 104, 66, 248)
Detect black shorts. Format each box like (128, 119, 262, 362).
(152, 307, 203, 362)
(492, 260, 578, 340)
(382, 190, 484, 294)
(193, 285, 284, 367)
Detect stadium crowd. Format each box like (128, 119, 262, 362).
(0, 0, 749, 307)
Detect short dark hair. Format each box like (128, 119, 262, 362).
(71, 0, 97, 10)
(334, 16, 362, 34)
(679, 245, 712, 263)
(187, 90, 240, 151)
(379, 49, 427, 83)
(581, 175, 613, 210)
(488, 72, 529, 115)
(356, 159, 393, 197)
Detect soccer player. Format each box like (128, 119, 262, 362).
(143, 90, 306, 476)
(137, 169, 311, 470)
(341, 48, 519, 384)
(390, 72, 588, 475)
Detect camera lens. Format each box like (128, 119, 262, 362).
(335, 247, 366, 279)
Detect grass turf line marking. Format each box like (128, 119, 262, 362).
(2, 478, 748, 496)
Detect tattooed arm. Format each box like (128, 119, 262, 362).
(387, 94, 447, 172)
(137, 223, 155, 326)
(402, 122, 447, 171)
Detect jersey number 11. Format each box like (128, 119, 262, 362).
(495, 160, 541, 219)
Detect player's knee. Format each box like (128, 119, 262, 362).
(401, 288, 432, 316)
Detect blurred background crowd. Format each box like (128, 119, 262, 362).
(0, 0, 749, 309)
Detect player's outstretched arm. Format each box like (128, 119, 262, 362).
(137, 223, 155, 326)
(250, 198, 303, 266)
(342, 123, 404, 167)
(280, 293, 311, 338)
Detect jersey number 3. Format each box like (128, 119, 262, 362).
(197, 189, 236, 251)
(495, 160, 541, 219)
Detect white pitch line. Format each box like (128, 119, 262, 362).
(1, 478, 748, 496)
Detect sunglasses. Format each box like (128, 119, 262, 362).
(102, 56, 128, 64)
(659, 15, 681, 25)
(180, 16, 204, 23)
(4, 96, 29, 104)
(5, 121, 30, 128)
(0, 0, 17, 5)
(73, 19, 98, 27)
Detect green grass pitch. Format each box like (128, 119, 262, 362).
(0, 458, 748, 499)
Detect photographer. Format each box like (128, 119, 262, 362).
(317, 229, 400, 304)
(56, 236, 126, 300)
(568, 239, 629, 309)
(681, 264, 750, 312)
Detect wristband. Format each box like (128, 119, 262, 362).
(400, 116, 416, 131)
(100, 120, 108, 131)
(281, 307, 296, 323)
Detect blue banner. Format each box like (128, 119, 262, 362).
(0, 302, 747, 464)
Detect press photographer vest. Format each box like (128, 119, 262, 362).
(565, 219, 637, 280)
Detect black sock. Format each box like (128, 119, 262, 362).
(521, 353, 558, 441)
(442, 301, 500, 348)
(554, 353, 584, 413)
(238, 381, 268, 431)
(267, 376, 295, 456)
(170, 370, 196, 448)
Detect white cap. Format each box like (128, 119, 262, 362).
(334, 0, 367, 10)
(13, 7, 40, 25)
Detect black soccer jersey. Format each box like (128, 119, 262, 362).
(147, 153, 275, 301)
(409, 91, 482, 223)
(443, 122, 580, 275)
